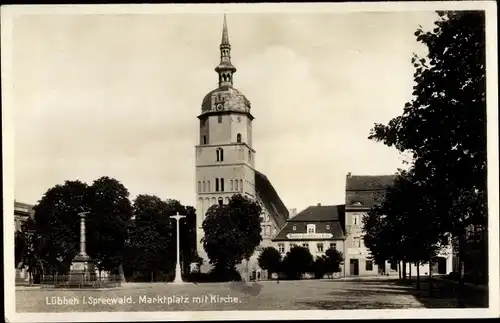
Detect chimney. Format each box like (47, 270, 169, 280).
(288, 208, 297, 219)
(317, 203, 321, 206)
(347, 172, 352, 177)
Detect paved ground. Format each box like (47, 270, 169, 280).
(16, 278, 429, 312)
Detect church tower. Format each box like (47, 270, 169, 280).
(195, 15, 256, 263)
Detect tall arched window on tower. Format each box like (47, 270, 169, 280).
(207, 181, 211, 192)
(216, 148, 224, 162)
(248, 150, 251, 162)
(203, 135, 207, 145)
(240, 179, 243, 191)
(237, 133, 242, 143)
(230, 180, 234, 191)
(218, 198, 223, 206)
(215, 178, 219, 192)
(198, 181, 201, 193)
(202, 181, 206, 192)
(220, 178, 225, 192)
(235, 179, 238, 191)
(218, 115, 222, 123)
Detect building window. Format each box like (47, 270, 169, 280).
(329, 243, 336, 250)
(230, 180, 234, 191)
(302, 243, 309, 249)
(278, 244, 285, 253)
(248, 151, 251, 162)
(198, 181, 201, 192)
(326, 225, 330, 230)
(235, 179, 238, 191)
(237, 116, 241, 122)
(215, 178, 219, 192)
(353, 237, 361, 248)
(218, 198, 223, 206)
(240, 179, 243, 191)
(307, 224, 316, 234)
(317, 243, 324, 252)
(207, 181, 210, 192)
(220, 178, 225, 192)
(237, 133, 242, 143)
(353, 215, 359, 225)
(203, 135, 207, 145)
(292, 225, 296, 231)
(216, 148, 224, 162)
(365, 260, 373, 271)
(290, 243, 297, 249)
(218, 115, 222, 123)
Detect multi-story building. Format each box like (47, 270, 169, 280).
(272, 204, 345, 267)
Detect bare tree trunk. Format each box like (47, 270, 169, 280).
(457, 232, 466, 308)
(416, 261, 420, 290)
(429, 255, 433, 297)
(118, 263, 126, 283)
(409, 263, 412, 280)
(402, 260, 407, 280)
(398, 261, 402, 279)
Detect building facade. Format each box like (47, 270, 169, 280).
(273, 204, 346, 276)
(344, 173, 453, 277)
(195, 16, 288, 278)
(14, 200, 34, 284)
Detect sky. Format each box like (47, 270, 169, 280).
(9, 8, 440, 212)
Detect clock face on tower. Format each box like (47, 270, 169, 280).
(216, 103, 224, 111)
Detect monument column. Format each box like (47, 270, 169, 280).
(170, 212, 186, 284)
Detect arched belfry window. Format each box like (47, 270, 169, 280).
(216, 148, 224, 162)
(220, 178, 225, 192)
(237, 133, 242, 143)
(215, 178, 219, 192)
(203, 135, 207, 145)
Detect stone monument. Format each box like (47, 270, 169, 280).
(67, 211, 96, 287)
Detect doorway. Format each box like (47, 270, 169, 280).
(350, 259, 359, 276)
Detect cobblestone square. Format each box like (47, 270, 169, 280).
(16, 278, 430, 312)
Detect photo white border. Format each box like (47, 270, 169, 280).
(2, 1, 498, 322)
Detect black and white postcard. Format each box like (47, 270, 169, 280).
(2, 2, 498, 322)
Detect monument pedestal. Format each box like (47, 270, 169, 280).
(66, 253, 97, 287)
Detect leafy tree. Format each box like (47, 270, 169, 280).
(281, 246, 314, 280)
(368, 11, 486, 303)
(202, 194, 262, 277)
(15, 218, 46, 283)
(31, 180, 89, 274)
(311, 256, 327, 279)
(126, 194, 173, 281)
(86, 176, 133, 282)
(324, 248, 344, 277)
(258, 247, 282, 279)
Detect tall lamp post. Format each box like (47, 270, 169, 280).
(170, 212, 186, 284)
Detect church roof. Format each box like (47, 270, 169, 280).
(200, 87, 251, 114)
(345, 174, 396, 208)
(255, 171, 288, 229)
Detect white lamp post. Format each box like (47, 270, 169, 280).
(170, 212, 186, 284)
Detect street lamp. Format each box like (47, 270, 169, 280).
(170, 212, 186, 284)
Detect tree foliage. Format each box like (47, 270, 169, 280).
(324, 247, 344, 275)
(367, 11, 487, 294)
(202, 194, 262, 272)
(281, 246, 314, 280)
(258, 247, 282, 278)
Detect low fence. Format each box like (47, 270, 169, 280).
(40, 274, 122, 288)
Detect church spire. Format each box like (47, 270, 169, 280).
(215, 14, 236, 88)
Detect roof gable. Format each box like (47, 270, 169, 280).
(289, 205, 344, 222)
(273, 220, 345, 241)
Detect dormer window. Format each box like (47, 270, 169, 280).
(292, 225, 296, 231)
(307, 224, 316, 234)
(326, 225, 330, 230)
(216, 148, 224, 162)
